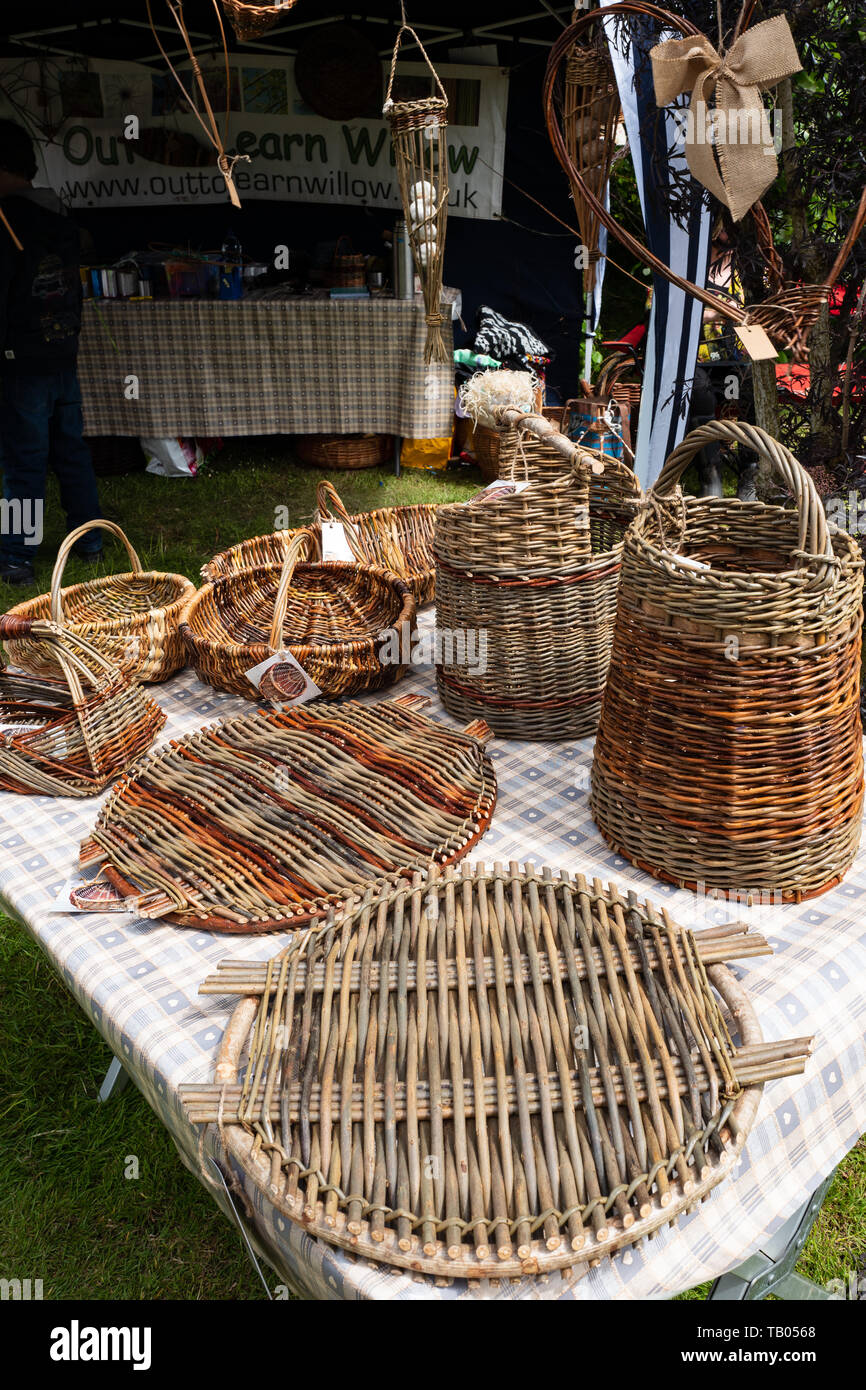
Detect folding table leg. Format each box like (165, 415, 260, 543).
(393, 437, 402, 477)
(97, 1055, 130, 1103)
(707, 1170, 837, 1300)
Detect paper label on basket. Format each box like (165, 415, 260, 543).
(54, 874, 136, 914)
(321, 521, 355, 562)
(474, 480, 532, 502)
(245, 650, 321, 707)
(734, 324, 778, 361)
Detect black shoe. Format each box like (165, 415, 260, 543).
(0, 560, 35, 586)
(73, 545, 104, 563)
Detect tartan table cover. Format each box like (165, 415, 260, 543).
(2, 607, 864, 1301)
(77, 299, 455, 439)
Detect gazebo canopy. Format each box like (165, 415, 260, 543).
(1, 3, 574, 61)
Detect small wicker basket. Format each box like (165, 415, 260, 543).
(591, 419, 865, 901)
(294, 433, 392, 471)
(5, 521, 194, 684)
(0, 615, 166, 797)
(182, 529, 416, 700)
(325, 234, 367, 289)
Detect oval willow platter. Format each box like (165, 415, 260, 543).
(76, 695, 495, 933)
(181, 862, 811, 1278)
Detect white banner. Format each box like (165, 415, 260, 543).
(0, 56, 507, 220)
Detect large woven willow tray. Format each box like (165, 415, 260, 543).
(76, 695, 495, 933)
(181, 862, 811, 1278)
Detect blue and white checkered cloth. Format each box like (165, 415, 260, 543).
(2, 609, 864, 1300)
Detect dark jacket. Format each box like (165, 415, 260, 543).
(0, 189, 82, 374)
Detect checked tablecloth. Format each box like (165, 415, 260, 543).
(77, 298, 455, 439)
(2, 608, 865, 1301)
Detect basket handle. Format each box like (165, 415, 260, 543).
(268, 528, 314, 653)
(49, 521, 144, 626)
(0, 617, 124, 701)
(314, 481, 367, 563)
(385, 18, 448, 108)
(652, 420, 831, 561)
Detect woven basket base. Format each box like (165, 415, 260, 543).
(590, 773, 863, 903)
(437, 671, 602, 741)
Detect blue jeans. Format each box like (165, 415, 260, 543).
(0, 368, 102, 566)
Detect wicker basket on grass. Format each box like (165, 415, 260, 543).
(295, 433, 391, 472)
(0, 615, 165, 796)
(4, 521, 194, 684)
(435, 445, 640, 739)
(202, 480, 437, 605)
(591, 419, 865, 902)
(182, 529, 416, 700)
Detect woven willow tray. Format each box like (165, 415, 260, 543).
(76, 695, 495, 933)
(181, 863, 811, 1278)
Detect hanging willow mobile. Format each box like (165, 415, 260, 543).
(145, 0, 249, 208)
(384, 10, 451, 364)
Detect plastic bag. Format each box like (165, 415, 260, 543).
(140, 437, 201, 477)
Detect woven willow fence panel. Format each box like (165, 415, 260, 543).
(182, 862, 811, 1279)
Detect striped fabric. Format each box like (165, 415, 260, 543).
(603, 4, 711, 489)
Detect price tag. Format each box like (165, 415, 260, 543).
(321, 521, 355, 562)
(734, 324, 778, 361)
(245, 649, 321, 708)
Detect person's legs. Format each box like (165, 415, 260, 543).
(48, 367, 102, 552)
(0, 373, 51, 577)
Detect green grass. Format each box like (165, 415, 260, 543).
(0, 441, 863, 1299)
(0, 438, 480, 605)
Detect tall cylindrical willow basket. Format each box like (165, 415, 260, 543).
(590, 420, 864, 902)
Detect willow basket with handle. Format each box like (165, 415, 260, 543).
(180, 860, 811, 1280)
(434, 443, 641, 739)
(4, 520, 195, 684)
(75, 694, 496, 932)
(202, 483, 437, 607)
(0, 615, 165, 797)
(182, 529, 417, 701)
(591, 419, 864, 902)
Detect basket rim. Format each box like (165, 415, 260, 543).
(6, 569, 196, 635)
(182, 557, 416, 661)
(203, 506, 439, 580)
(629, 503, 864, 589)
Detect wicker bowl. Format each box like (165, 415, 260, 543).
(294, 433, 392, 471)
(182, 530, 416, 700)
(4, 521, 194, 684)
(202, 480, 437, 606)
